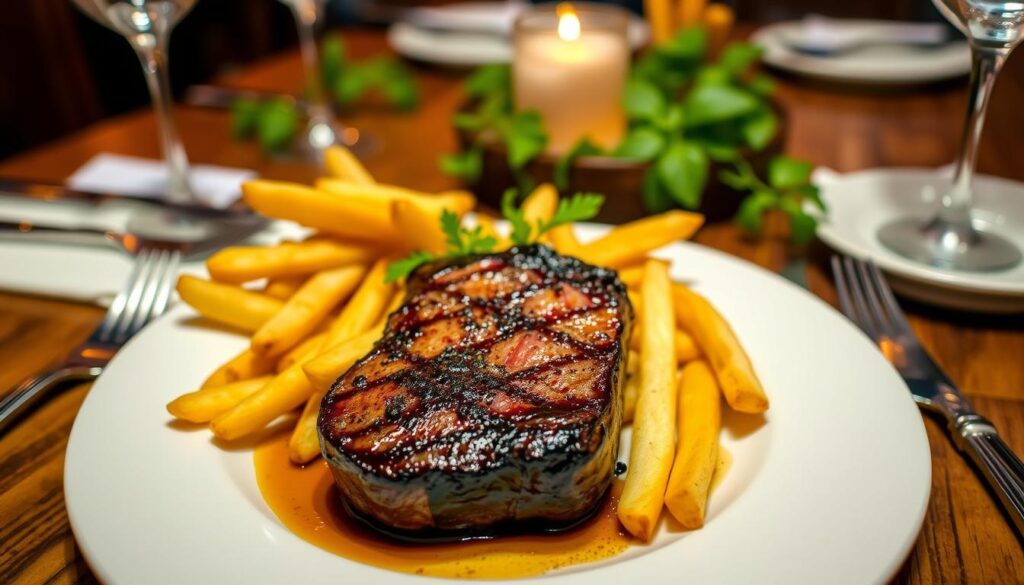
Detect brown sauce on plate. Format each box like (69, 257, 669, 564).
(254, 431, 634, 579)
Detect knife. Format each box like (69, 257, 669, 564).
(0, 176, 255, 219)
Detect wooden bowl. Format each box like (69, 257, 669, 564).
(458, 103, 787, 225)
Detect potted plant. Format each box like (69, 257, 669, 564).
(442, 28, 821, 243)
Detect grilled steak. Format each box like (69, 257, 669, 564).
(318, 245, 632, 536)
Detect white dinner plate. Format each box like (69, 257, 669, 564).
(815, 167, 1024, 313)
(65, 228, 931, 584)
(752, 20, 970, 85)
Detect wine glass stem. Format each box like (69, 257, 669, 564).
(290, 1, 333, 128)
(131, 36, 193, 205)
(942, 46, 1007, 225)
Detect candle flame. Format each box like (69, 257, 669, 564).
(557, 3, 580, 42)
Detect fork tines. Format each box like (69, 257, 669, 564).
(830, 255, 913, 341)
(93, 249, 182, 346)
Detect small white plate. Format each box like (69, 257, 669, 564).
(752, 20, 970, 85)
(816, 167, 1024, 313)
(387, 4, 650, 67)
(65, 228, 931, 585)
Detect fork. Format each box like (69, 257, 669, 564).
(831, 255, 1024, 538)
(0, 247, 181, 433)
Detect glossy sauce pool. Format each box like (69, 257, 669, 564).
(254, 430, 635, 579)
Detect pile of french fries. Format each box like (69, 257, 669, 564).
(165, 145, 768, 542)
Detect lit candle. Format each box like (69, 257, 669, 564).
(513, 3, 630, 154)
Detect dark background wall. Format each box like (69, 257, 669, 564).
(0, 0, 299, 159)
(0, 0, 956, 160)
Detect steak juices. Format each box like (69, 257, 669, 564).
(318, 246, 632, 537)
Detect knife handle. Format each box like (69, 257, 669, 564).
(0, 365, 102, 434)
(956, 415, 1024, 538)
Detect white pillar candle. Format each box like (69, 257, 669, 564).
(513, 4, 630, 154)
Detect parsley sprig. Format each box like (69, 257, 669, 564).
(502, 190, 604, 246)
(384, 192, 604, 283)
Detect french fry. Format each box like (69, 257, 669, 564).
(302, 328, 380, 391)
(325, 259, 393, 347)
(251, 265, 366, 357)
(575, 210, 704, 268)
(664, 360, 721, 528)
(209, 270, 387, 440)
(644, 0, 674, 44)
(211, 360, 317, 441)
(287, 291, 402, 459)
(522, 183, 558, 226)
(618, 259, 677, 541)
(622, 350, 640, 423)
(201, 348, 275, 389)
(673, 283, 768, 413)
(167, 376, 272, 423)
(703, 3, 735, 58)
(523, 183, 561, 247)
(264, 276, 306, 300)
(628, 288, 643, 353)
(475, 214, 507, 248)
(176, 275, 283, 332)
(632, 327, 699, 363)
(277, 332, 328, 373)
(391, 199, 449, 255)
(289, 391, 325, 464)
(316, 179, 475, 216)
(675, 329, 701, 362)
(676, 0, 707, 29)
(207, 238, 376, 284)
(547, 224, 580, 255)
(628, 288, 643, 318)
(432, 191, 476, 215)
(380, 287, 406, 319)
(324, 145, 375, 185)
(242, 180, 395, 241)
(617, 265, 643, 290)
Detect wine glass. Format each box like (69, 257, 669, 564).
(71, 0, 198, 205)
(278, 0, 364, 159)
(877, 0, 1024, 272)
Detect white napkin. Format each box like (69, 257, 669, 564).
(67, 153, 255, 209)
(0, 153, 297, 305)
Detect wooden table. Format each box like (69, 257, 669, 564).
(1, 29, 1021, 585)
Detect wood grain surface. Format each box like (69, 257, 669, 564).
(0, 28, 1021, 585)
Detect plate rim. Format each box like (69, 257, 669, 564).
(752, 21, 970, 84)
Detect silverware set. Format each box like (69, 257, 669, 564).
(0, 247, 181, 432)
(831, 254, 1024, 537)
(0, 181, 266, 431)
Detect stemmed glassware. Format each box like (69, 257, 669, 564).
(71, 0, 198, 205)
(877, 0, 1024, 271)
(279, 0, 363, 158)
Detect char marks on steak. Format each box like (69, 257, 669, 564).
(318, 245, 632, 536)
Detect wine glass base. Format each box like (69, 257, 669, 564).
(877, 217, 1022, 272)
(298, 118, 376, 160)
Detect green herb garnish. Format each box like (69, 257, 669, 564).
(725, 155, 823, 245)
(385, 192, 604, 283)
